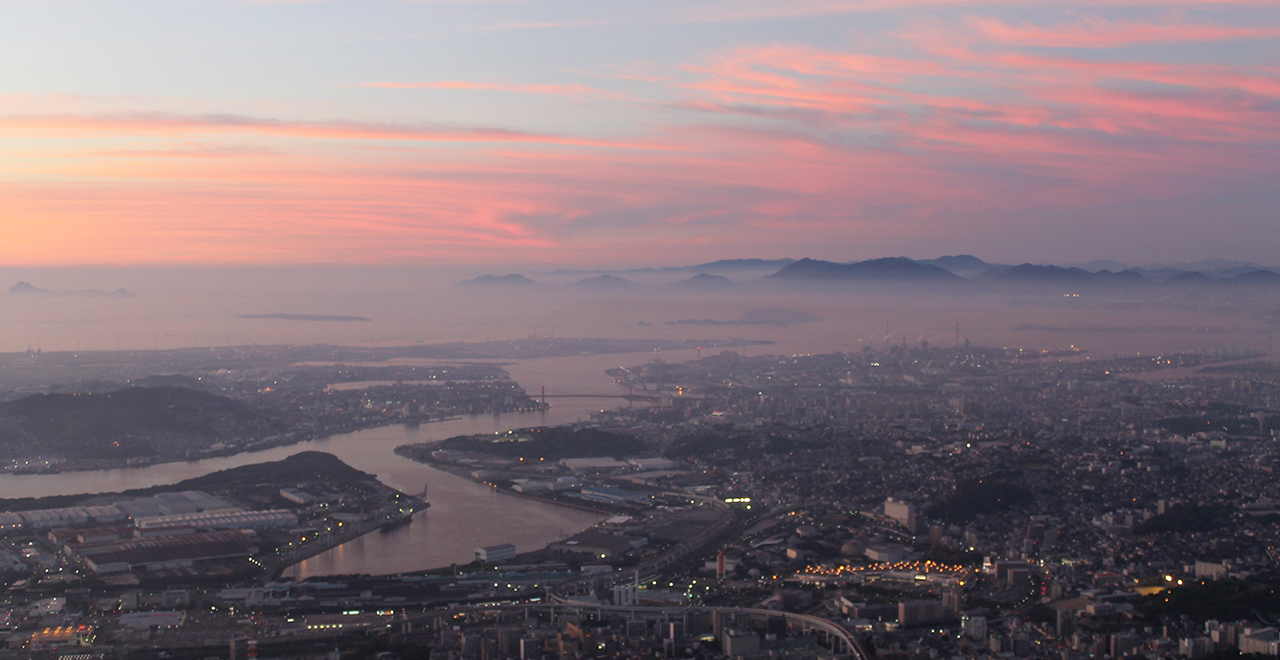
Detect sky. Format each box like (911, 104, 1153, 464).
(1, 0, 1277, 268)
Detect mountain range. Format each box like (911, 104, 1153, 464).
(462, 255, 1280, 290)
(768, 257, 961, 282)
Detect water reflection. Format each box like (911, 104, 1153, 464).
(0, 354, 653, 576)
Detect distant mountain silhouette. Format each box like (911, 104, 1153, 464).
(456, 274, 539, 287)
(8, 282, 46, 295)
(7, 282, 136, 298)
(549, 258, 796, 276)
(539, 256, 1276, 289)
(568, 274, 637, 290)
(996, 264, 1151, 286)
(1230, 270, 1280, 285)
(920, 255, 990, 274)
(1143, 259, 1263, 272)
(664, 273, 739, 291)
(769, 257, 960, 282)
(505, 257, 1271, 293)
(1070, 260, 1131, 272)
(1092, 269, 1147, 284)
(689, 258, 796, 272)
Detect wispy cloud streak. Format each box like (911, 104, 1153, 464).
(2, 2, 1278, 265)
(0, 113, 659, 150)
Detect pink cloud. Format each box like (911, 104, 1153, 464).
(576, 0, 1280, 28)
(3, 9, 1278, 266)
(676, 22, 1280, 147)
(965, 16, 1280, 48)
(645, 19, 1280, 224)
(1, 117, 963, 264)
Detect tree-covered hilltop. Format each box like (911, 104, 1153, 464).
(926, 477, 1034, 523)
(0, 451, 376, 512)
(1140, 577, 1280, 622)
(1134, 503, 1231, 535)
(0, 386, 283, 460)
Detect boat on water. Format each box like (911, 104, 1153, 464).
(379, 515, 414, 533)
(379, 498, 429, 533)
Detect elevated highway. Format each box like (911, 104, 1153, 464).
(394, 600, 868, 660)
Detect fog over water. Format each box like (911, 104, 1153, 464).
(0, 265, 1275, 358)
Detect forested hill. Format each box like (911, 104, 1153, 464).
(0, 386, 283, 460)
(0, 451, 375, 512)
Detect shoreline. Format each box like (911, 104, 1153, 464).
(392, 445, 618, 517)
(0, 339, 747, 481)
(275, 457, 617, 581)
(269, 504, 427, 579)
(0, 414, 472, 484)
(0, 416, 493, 512)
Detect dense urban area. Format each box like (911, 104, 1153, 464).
(0, 339, 1277, 660)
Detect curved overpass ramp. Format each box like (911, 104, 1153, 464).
(398, 599, 868, 660)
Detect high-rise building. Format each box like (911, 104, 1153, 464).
(961, 614, 987, 641)
(1057, 609, 1077, 638)
(942, 590, 961, 614)
(884, 498, 921, 533)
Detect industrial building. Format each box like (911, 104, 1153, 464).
(475, 543, 518, 562)
(133, 509, 296, 531)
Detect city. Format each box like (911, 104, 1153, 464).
(0, 340, 1275, 659)
(3, 0, 1279, 656)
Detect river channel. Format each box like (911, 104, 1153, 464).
(0, 349, 707, 578)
